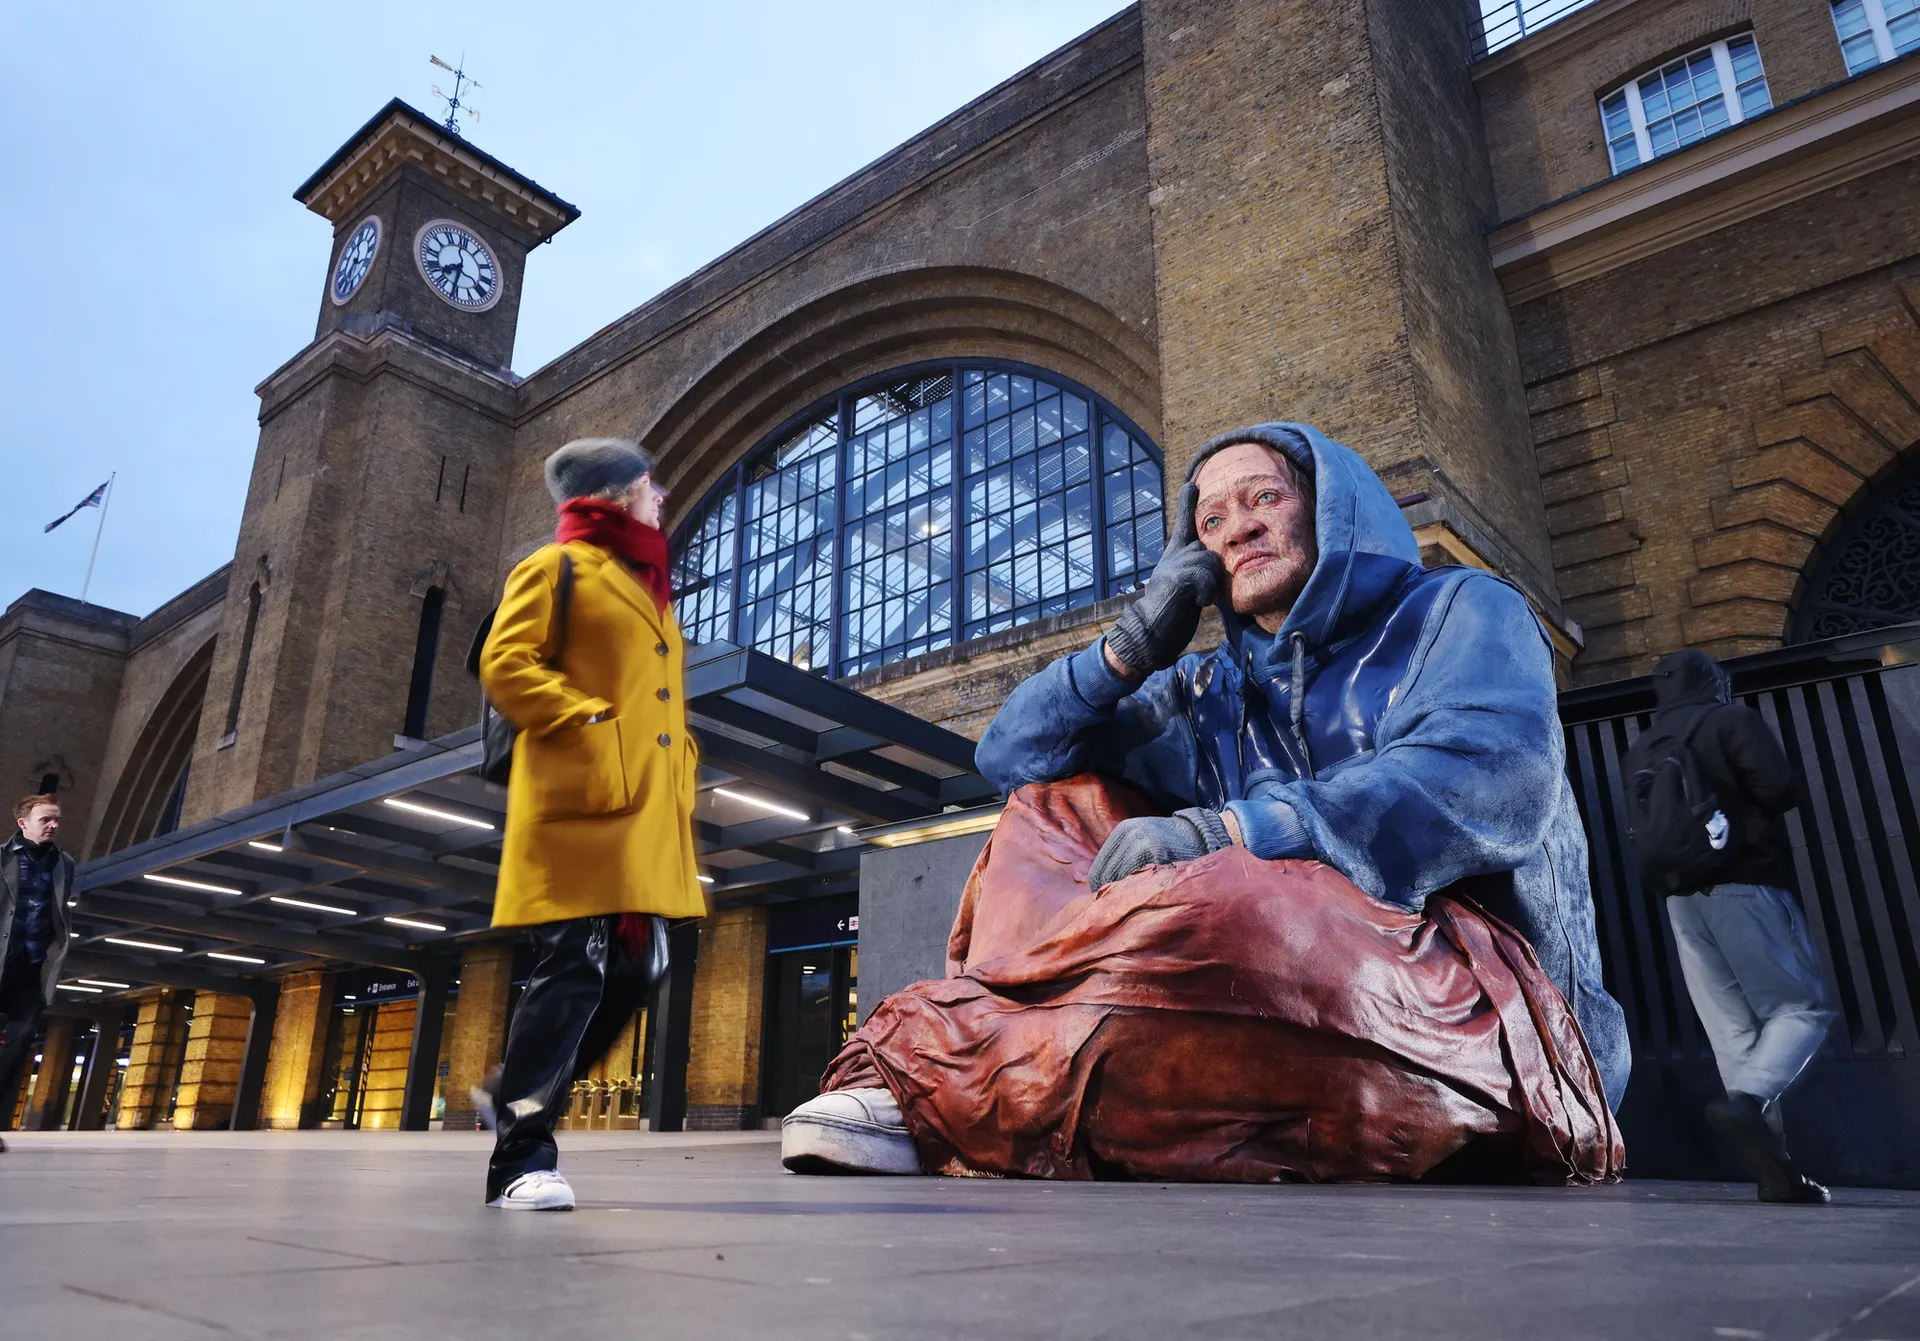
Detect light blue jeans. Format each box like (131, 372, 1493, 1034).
(1667, 884, 1837, 1105)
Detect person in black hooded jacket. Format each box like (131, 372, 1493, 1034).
(1624, 649, 1835, 1204)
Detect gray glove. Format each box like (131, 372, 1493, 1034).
(1104, 482, 1223, 677)
(1088, 808, 1234, 889)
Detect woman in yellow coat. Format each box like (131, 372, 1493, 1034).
(476, 437, 706, 1211)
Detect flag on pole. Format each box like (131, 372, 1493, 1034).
(44, 481, 111, 533)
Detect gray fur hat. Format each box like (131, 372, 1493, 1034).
(543, 437, 655, 504)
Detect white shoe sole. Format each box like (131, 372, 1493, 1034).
(486, 1182, 575, 1211)
(781, 1114, 922, 1176)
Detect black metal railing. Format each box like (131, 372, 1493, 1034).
(1561, 624, 1920, 1067)
(1476, 0, 1602, 57)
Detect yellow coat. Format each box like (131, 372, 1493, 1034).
(479, 541, 707, 928)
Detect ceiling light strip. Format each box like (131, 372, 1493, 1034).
(382, 797, 496, 829)
(144, 873, 244, 896)
(713, 786, 810, 823)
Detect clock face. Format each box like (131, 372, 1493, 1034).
(415, 220, 501, 311)
(330, 216, 380, 305)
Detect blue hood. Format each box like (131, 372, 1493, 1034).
(1185, 422, 1423, 654)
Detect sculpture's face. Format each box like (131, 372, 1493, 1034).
(1193, 443, 1317, 627)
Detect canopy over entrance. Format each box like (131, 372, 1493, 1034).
(67, 642, 991, 995)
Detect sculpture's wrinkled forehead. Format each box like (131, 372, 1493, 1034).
(1193, 442, 1309, 512)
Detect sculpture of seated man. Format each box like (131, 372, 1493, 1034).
(781, 422, 1629, 1183)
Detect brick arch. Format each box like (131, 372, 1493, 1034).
(94, 638, 213, 855)
(1687, 277, 1920, 658)
(638, 265, 1160, 523)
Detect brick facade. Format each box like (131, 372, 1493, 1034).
(8, 0, 1917, 1127)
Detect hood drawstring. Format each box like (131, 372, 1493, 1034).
(1289, 631, 1315, 777)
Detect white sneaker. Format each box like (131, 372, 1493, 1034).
(781, 1087, 922, 1176)
(487, 1170, 575, 1211)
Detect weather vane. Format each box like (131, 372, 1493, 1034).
(429, 54, 481, 137)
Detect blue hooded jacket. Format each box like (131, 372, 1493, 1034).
(976, 423, 1630, 1109)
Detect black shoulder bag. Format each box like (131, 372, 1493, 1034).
(466, 554, 573, 786)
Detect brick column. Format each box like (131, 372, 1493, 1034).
(260, 971, 332, 1129)
(684, 906, 768, 1131)
(440, 942, 514, 1131)
(355, 999, 418, 1130)
(116, 992, 189, 1130)
(171, 992, 253, 1130)
(21, 1014, 78, 1130)
(1138, 0, 1558, 612)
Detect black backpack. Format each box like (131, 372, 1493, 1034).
(465, 554, 573, 786)
(1625, 709, 1738, 894)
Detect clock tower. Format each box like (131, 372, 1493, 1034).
(180, 104, 577, 820)
(296, 99, 578, 371)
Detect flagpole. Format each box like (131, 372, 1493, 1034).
(79, 473, 115, 605)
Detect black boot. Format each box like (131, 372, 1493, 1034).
(1704, 1093, 1829, 1204)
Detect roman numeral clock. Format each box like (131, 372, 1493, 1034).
(415, 220, 501, 311)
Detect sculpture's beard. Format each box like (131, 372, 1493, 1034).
(1228, 541, 1316, 626)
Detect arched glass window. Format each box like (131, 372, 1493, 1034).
(671, 362, 1165, 676)
(1792, 453, 1920, 642)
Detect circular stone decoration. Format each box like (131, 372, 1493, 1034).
(329, 215, 381, 305)
(414, 219, 502, 311)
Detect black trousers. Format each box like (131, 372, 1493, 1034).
(0, 960, 46, 1131)
(487, 916, 651, 1200)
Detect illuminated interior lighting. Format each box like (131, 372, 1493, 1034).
(104, 936, 183, 953)
(383, 797, 496, 829)
(144, 873, 243, 896)
(837, 826, 856, 835)
(57, 983, 104, 993)
(78, 979, 131, 989)
(344, 994, 357, 1001)
(697, 874, 715, 884)
(713, 786, 809, 822)
(248, 840, 283, 852)
(384, 915, 446, 932)
(270, 895, 355, 916)
(207, 951, 267, 964)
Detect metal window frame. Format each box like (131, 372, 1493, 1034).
(669, 359, 1166, 680)
(1598, 35, 1766, 176)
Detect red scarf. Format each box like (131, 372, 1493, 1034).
(556, 498, 672, 612)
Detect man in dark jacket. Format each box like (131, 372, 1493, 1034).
(1624, 650, 1834, 1204)
(0, 794, 76, 1145)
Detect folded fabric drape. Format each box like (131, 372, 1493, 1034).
(824, 774, 1623, 1184)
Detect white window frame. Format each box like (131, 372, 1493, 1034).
(1598, 35, 1769, 175)
(1831, 0, 1912, 72)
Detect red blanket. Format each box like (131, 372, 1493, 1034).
(823, 775, 1623, 1184)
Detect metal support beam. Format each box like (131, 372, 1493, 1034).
(401, 965, 451, 1130)
(76, 895, 425, 973)
(286, 829, 498, 901)
(646, 922, 699, 1133)
(62, 953, 269, 1001)
(700, 733, 923, 824)
(228, 987, 279, 1131)
(63, 1005, 127, 1131)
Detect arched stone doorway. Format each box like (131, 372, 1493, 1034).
(1792, 452, 1920, 642)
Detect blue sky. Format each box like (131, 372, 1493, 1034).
(0, 1, 1126, 618)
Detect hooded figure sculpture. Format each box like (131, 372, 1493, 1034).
(781, 423, 1628, 1185)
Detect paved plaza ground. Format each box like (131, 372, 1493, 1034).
(3, 1129, 1918, 1340)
